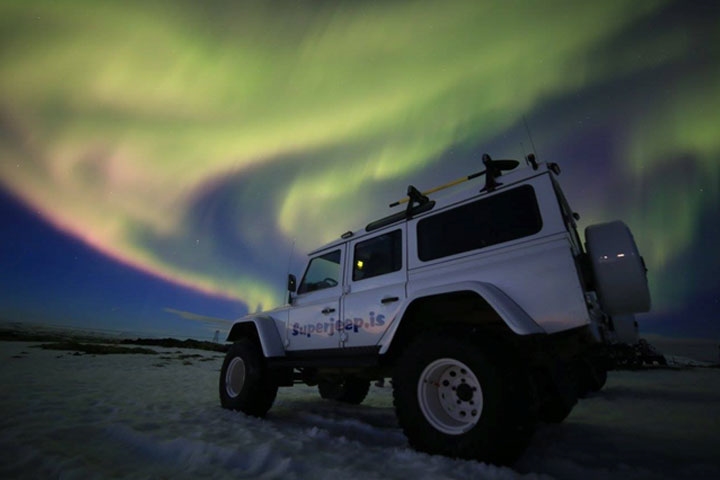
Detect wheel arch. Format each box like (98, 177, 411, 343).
(226, 316, 285, 358)
(380, 281, 544, 358)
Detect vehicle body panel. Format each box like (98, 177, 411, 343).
(229, 165, 607, 358)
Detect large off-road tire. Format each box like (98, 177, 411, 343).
(392, 333, 534, 465)
(318, 377, 371, 405)
(536, 361, 578, 423)
(219, 339, 278, 417)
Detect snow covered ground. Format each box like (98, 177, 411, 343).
(1, 341, 719, 480)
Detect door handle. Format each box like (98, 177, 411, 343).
(381, 296, 399, 304)
(321, 307, 336, 314)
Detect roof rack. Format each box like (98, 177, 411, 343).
(388, 154, 519, 208)
(365, 154, 520, 233)
(365, 199, 435, 232)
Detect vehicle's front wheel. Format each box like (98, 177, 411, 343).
(219, 339, 278, 417)
(392, 333, 534, 464)
(318, 377, 371, 404)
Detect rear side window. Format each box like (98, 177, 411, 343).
(417, 185, 542, 261)
(353, 230, 402, 281)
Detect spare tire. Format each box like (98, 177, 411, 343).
(585, 221, 650, 315)
(611, 314, 639, 345)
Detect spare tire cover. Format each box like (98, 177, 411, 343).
(611, 314, 639, 345)
(585, 221, 651, 315)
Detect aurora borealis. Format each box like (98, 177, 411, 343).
(1, 0, 718, 338)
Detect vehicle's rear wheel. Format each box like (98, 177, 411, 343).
(318, 377, 370, 405)
(219, 339, 278, 417)
(416, 357, 483, 434)
(574, 357, 608, 397)
(536, 361, 578, 423)
(392, 333, 534, 465)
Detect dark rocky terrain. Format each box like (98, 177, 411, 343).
(0, 323, 228, 354)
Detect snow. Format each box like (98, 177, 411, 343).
(1, 341, 719, 480)
(644, 334, 720, 365)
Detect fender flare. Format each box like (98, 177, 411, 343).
(226, 316, 285, 358)
(379, 281, 544, 354)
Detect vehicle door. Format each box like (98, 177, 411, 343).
(341, 227, 406, 348)
(286, 246, 345, 351)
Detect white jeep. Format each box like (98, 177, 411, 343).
(219, 154, 650, 464)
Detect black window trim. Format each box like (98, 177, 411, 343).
(351, 228, 403, 282)
(416, 185, 544, 262)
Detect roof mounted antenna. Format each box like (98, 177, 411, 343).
(522, 116, 540, 170)
(522, 116, 538, 156)
(526, 153, 539, 170)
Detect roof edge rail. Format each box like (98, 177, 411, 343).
(366, 201, 435, 232)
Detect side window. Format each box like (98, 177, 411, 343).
(353, 230, 402, 281)
(298, 250, 342, 294)
(417, 185, 543, 261)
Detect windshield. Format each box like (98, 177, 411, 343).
(297, 250, 341, 294)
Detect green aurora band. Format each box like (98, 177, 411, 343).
(1, 0, 718, 317)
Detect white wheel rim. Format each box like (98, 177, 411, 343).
(417, 358, 483, 435)
(225, 357, 246, 398)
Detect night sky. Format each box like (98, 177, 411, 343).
(1, 0, 718, 340)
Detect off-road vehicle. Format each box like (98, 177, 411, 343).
(219, 154, 651, 464)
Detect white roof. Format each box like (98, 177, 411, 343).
(307, 162, 556, 256)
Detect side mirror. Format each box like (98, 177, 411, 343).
(287, 274, 297, 292)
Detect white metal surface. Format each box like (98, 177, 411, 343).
(225, 357, 246, 398)
(417, 358, 483, 435)
(228, 162, 646, 357)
